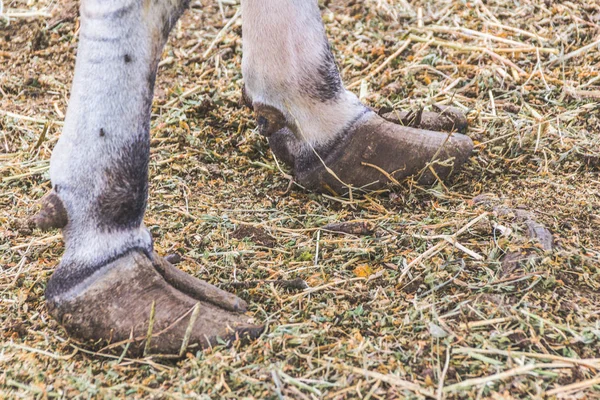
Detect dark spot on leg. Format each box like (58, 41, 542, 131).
(315, 43, 343, 101)
(241, 85, 253, 109)
(95, 137, 149, 230)
(161, 17, 172, 42)
(99, 128, 106, 137)
(146, 69, 157, 96)
(124, 54, 132, 63)
(254, 103, 289, 137)
(257, 116, 269, 134)
(302, 41, 343, 102)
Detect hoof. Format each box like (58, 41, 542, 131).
(269, 110, 474, 195)
(46, 250, 263, 357)
(379, 104, 468, 134)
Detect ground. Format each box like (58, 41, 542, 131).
(1, 0, 600, 398)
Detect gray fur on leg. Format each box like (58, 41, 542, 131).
(47, 0, 188, 295)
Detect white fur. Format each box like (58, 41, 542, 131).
(241, 0, 365, 146)
(50, 0, 172, 269)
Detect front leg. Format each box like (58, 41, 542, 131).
(42, 0, 262, 356)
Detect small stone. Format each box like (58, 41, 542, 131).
(164, 253, 182, 265)
(429, 322, 448, 338)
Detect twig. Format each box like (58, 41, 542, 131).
(6, 342, 78, 360)
(10, 234, 61, 251)
(322, 221, 374, 235)
(426, 25, 536, 49)
(443, 363, 575, 392)
(2, 9, 51, 18)
(454, 347, 600, 371)
(459, 317, 515, 329)
(223, 278, 308, 291)
(143, 301, 157, 357)
(347, 39, 412, 89)
(0, 109, 63, 125)
(179, 302, 201, 357)
(437, 346, 451, 400)
(318, 358, 435, 398)
(483, 49, 527, 76)
(277, 370, 323, 397)
(485, 21, 549, 42)
(549, 36, 600, 66)
(400, 213, 489, 283)
(287, 277, 366, 302)
(201, 7, 241, 60)
(409, 34, 558, 54)
(2, 166, 49, 182)
(545, 375, 600, 396)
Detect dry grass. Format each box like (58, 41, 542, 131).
(2, 0, 600, 398)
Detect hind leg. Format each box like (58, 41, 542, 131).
(241, 0, 473, 194)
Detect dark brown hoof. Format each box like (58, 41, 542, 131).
(269, 110, 473, 195)
(46, 250, 263, 357)
(379, 104, 468, 134)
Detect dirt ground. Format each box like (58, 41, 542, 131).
(1, 0, 600, 398)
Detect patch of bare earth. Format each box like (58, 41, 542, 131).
(1, 0, 599, 398)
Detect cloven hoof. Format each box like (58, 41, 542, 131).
(268, 109, 474, 195)
(46, 250, 264, 357)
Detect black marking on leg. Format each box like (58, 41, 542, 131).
(99, 128, 106, 137)
(254, 103, 288, 137)
(124, 54, 132, 63)
(95, 137, 149, 230)
(241, 85, 253, 109)
(161, 15, 173, 43)
(316, 43, 343, 101)
(81, 2, 136, 21)
(159, 0, 190, 43)
(146, 69, 157, 95)
(86, 54, 133, 65)
(301, 42, 343, 102)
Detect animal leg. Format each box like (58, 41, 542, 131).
(43, 0, 262, 357)
(241, 0, 473, 194)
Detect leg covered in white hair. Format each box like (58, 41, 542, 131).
(242, 0, 473, 195)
